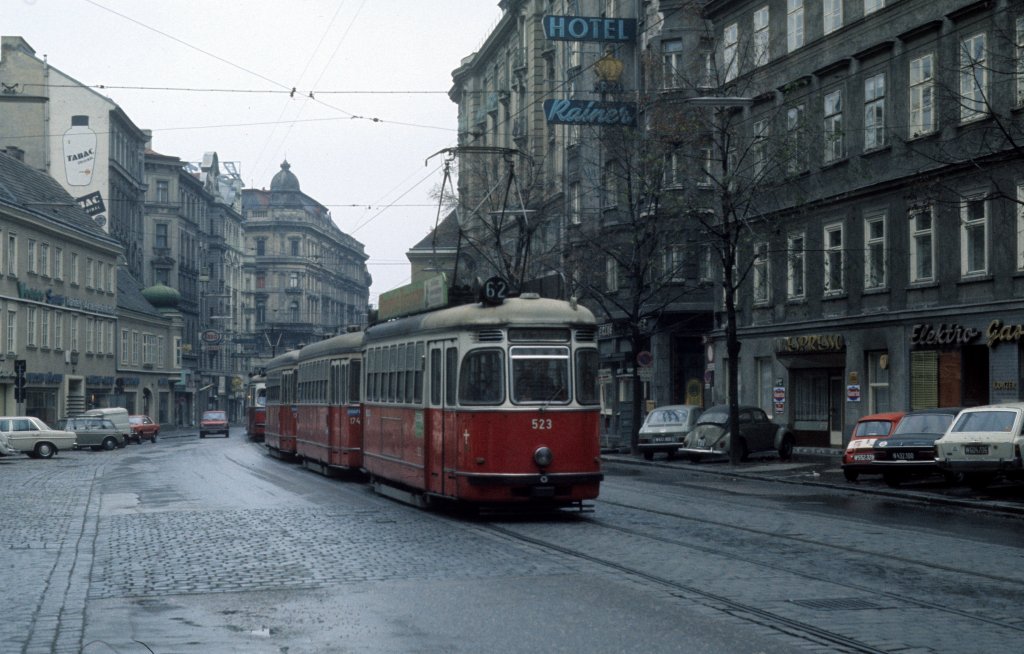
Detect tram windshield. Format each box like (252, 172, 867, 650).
(511, 346, 569, 404)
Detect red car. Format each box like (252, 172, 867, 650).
(841, 412, 905, 481)
(128, 414, 159, 443)
(200, 410, 229, 438)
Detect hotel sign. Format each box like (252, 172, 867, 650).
(543, 15, 637, 42)
(543, 99, 637, 126)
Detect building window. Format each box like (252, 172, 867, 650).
(910, 205, 935, 282)
(909, 54, 934, 137)
(960, 33, 988, 122)
(787, 233, 805, 299)
(255, 238, 266, 256)
(155, 223, 169, 248)
(70, 315, 79, 352)
(1017, 17, 1024, 106)
(723, 23, 739, 82)
(663, 151, 683, 188)
(699, 48, 715, 88)
(5, 234, 15, 276)
(864, 73, 886, 150)
(787, 0, 804, 52)
(864, 212, 887, 289)
(662, 39, 683, 89)
(786, 104, 806, 174)
(121, 329, 130, 361)
(27, 239, 36, 273)
(570, 182, 582, 224)
(26, 307, 37, 347)
(5, 309, 15, 354)
(174, 336, 182, 368)
(753, 6, 770, 67)
(602, 161, 618, 209)
(39, 244, 49, 277)
(662, 245, 685, 282)
(156, 180, 170, 203)
(70, 252, 79, 284)
(867, 351, 891, 413)
(823, 90, 843, 163)
(824, 222, 844, 294)
(605, 257, 619, 293)
(864, 0, 884, 15)
(289, 271, 300, 288)
(823, 0, 842, 35)
(41, 310, 50, 349)
(290, 239, 300, 257)
(752, 242, 770, 305)
(132, 330, 140, 364)
(53, 312, 63, 350)
(752, 118, 769, 178)
(961, 194, 988, 276)
(54, 247, 63, 280)
(699, 145, 714, 186)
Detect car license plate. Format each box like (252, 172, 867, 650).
(893, 452, 915, 460)
(853, 454, 874, 461)
(654, 436, 672, 443)
(964, 445, 989, 455)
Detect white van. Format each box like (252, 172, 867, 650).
(83, 407, 133, 445)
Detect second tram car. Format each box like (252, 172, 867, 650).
(245, 375, 267, 442)
(361, 293, 603, 507)
(294, 331, 364, 476)
(264, 350, 300, 459)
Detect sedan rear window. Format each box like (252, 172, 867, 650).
(853, 420, 892, 437)
(647, 409, 689, 425)
(203, 411, 227, 421)
(951, 410, 1017, 433)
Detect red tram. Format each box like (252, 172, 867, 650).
(264, 350, 300, 459)
(244, 375, 267, 442)
(294, 331, 363, 476)
(360, 293, 603, 507)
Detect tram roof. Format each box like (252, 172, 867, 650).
(264, 349, 300, 372)
(365, 296, 595, 343)
(297, 330, 364, 362)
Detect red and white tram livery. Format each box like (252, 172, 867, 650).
(264, 350, 300, 459)
(361, 293, 603, 506)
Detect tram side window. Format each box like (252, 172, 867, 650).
(575, 349, 600, 405)
(430, 349, 442, 405)
(349, 360, 361, 403)
(445, 347, 458, 406)
(396, 343, 406, 403)
(459, 349, 504, 405)
(405, 343, 416, 403)
(414, 342, 424, 403)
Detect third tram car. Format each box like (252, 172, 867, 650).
(244, 374, 267, 442)
(264, 350, 300, 460)
(294, 331, 364, 476)
(360, 293, 603, 507)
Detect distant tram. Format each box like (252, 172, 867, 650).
(244, 375, 267, 442)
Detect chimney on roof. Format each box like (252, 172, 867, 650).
(2, 146, 25, 162)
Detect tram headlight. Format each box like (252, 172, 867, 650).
(534, 446, 553, 468)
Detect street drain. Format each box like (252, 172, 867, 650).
(789, 597, 881, 611)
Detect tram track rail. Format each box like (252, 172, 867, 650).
(469, 483, 1024, 653)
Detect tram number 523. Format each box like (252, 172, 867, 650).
(531, 418, 553, 430)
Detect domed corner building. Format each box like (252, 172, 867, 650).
(115, 268, 185, 425)
(242, 160, 371, 363)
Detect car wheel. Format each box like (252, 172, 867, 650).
(200, 433, 206, 439)
(843, 469, 859, 483)
(642, 451, 654, 461)
(777, 436, 794, 461)
(102, 436, 119, 451)
(151, 434, 157, 443)
(34, 442, 56, 459)
(883, 473, 902, 488)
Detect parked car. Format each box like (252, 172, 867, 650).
(0, 431, 18, 456)
(867, 407, 963, 487)
(63, 416, 126, 451)
(129, 415, 159, 443)
(83, 407, 134, 444)
(0, 416, 77, 458)
(841, 412, 906, 482)
(935, 403, 1024, 490)
(638, 405, 703, 460)
(200, 410, 229, 438)
(678, 405, 794, 463)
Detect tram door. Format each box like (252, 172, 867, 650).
(426, 340, 458, 496)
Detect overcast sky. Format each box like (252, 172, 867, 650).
(5, 0, 503, 305)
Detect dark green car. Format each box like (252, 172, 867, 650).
(62, 416, 126, 451)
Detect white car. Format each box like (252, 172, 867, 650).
(934, 403, 1024, 490)
(0, 431, 17, 456)
(0, 416, 77, 459)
